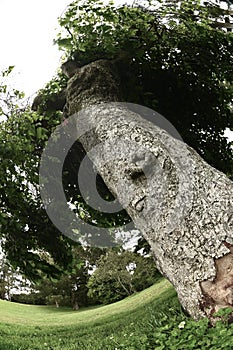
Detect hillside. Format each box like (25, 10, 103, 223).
(0, 279, 178, 350)
(1, 279, 233, 350)
(0, 279, 173, 326)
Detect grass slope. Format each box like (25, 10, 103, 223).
(0, 279, 172, 326)
(0, 279, 179, 350)
(1, 279, 233, 350)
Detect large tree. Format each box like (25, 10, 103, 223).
(0, 68, 73, 280)
(38, 0, 233, 322)
(36, 0, 233, 238)
(42, 55, 232, 322)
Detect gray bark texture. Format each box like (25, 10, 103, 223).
(63, 59, 233, 321)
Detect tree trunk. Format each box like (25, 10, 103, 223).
(63, 59, 233, 321)
(71, 291, 79, 311)
(72, 301, 79, 311)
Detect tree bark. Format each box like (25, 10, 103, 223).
(64, 59, 233, 321)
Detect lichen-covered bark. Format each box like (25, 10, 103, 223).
(64, 59, 233, 321)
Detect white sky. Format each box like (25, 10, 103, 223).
(225, 128, 233, 142)
(0, 0, 127, 98)
(0, 0, 73, 98)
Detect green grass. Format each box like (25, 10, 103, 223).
(0, 279, 177, 350)
(1, 279, 233, 350)
(0, 279, 172, 326)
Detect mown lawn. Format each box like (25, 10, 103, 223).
(0, 279, 176, 350)
(1, 278, 233, 350)
(0, 279, 171, 326)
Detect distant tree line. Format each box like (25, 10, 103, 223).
(10, 246, 161, 308)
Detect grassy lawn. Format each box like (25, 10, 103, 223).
(0, 279, 178, 350)
(0, 279, 172, 326)
(1, 278, 233, 350)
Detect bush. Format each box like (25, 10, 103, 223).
(11, 292, 45, 305)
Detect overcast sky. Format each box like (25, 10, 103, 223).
(0, 0, 128, 98)
(0, 0, 74, 97)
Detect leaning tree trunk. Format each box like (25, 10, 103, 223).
(63, 59, 233, 321)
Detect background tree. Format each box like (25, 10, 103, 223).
(87, 249, 160, 304)
(0, 253, 30, 301)
(0, 68, 73, 280)
(0, 259, 15, 300)
(12, 245, 104, 308)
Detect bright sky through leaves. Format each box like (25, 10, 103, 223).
(0, 0, 127, 98)
(0, 0, 73, 97)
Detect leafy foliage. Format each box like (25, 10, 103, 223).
(0, 66, 25, 118)
(16, 245, 104, 308)
(0, 258, 17, 300)
(87, 249, 160, 304)
(0, 69, 73, 280)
